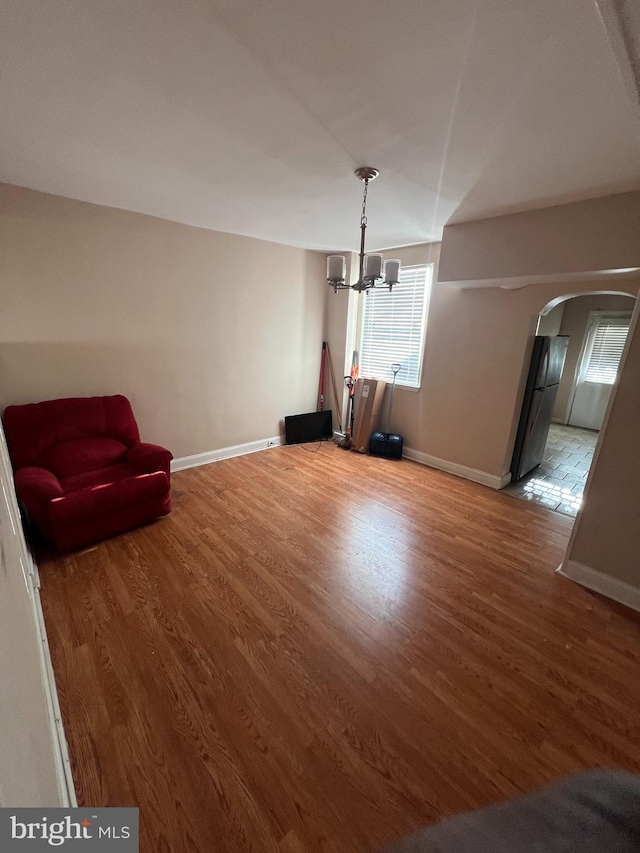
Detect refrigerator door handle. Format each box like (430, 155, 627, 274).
(528, 389, 544, 433)
(540, 347, 550, 389)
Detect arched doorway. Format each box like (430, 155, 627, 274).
(506, 291, 636, 516)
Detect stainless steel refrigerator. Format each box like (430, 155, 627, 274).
(511, 335, 569, 482)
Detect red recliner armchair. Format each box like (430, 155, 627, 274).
(3, 395, 172, 551)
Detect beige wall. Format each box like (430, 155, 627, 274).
(564, 299, 640, 589)
(439, 191, 640, 286)
(537, 302, 565, 336)
(552, 293, 636, 423)
(0, 183, 326, 458)
(330, 242, 639, 480)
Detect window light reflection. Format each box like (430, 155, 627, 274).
(524, 476, 582, 511)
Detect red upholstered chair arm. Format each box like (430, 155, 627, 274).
(126, 443, 173, 476)
(15, 467, 64, 503)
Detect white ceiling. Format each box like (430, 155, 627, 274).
(2, 0, 640, 251)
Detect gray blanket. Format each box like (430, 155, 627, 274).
(380, 770, 640, 852)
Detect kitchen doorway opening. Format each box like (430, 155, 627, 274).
(505, 291, 636, 517)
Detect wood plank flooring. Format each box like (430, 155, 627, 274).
(39, 443, 640, 853)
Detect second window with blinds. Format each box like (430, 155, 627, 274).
(580, 312, 632, 385)
(359, 264, 432, 389)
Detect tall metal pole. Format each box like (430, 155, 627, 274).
(358, 215, 366, 288)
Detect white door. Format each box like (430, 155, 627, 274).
(569, 312, 632, 431)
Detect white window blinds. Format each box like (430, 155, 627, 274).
(584, 316, 631, 384)
(359, 264, 432, 388)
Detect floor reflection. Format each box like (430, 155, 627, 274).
(333, 500, 410, 619)
(522, 476, 581, 512)
(506, 423, 597, 517)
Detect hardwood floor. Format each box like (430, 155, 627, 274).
(39, 443, 640, 852)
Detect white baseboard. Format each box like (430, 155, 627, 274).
(173, 436, 509, 491)
(171, 436, 282, 472)
(556, 560, 640, 612)
(403, 446, 507, 490)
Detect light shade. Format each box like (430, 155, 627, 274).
(384, 259, 401, 284)
(364, 254, 383, 281)
(327, 255, 346, 281)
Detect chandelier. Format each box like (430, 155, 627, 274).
(327, 168, 401, 293)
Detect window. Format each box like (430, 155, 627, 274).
(359, 264, 432, 388)
(582, 313, 632, 385)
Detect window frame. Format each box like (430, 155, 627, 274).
(578, 310, 633, 387)
(357, 262, 433, 391)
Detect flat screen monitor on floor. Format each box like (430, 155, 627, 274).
(284, 410, 333, 445)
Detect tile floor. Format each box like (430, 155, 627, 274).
(505, 423, 599, 517)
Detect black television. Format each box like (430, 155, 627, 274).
(284, 410, 333, 445)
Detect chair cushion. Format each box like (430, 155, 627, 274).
(34, 437, 128, 478)
(59, 462, 142, 494)
(49, 470, 169, 525)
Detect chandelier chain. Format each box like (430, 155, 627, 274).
(360, 179, 368, 227)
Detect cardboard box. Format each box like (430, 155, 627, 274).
(351, 378, 386, 453)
